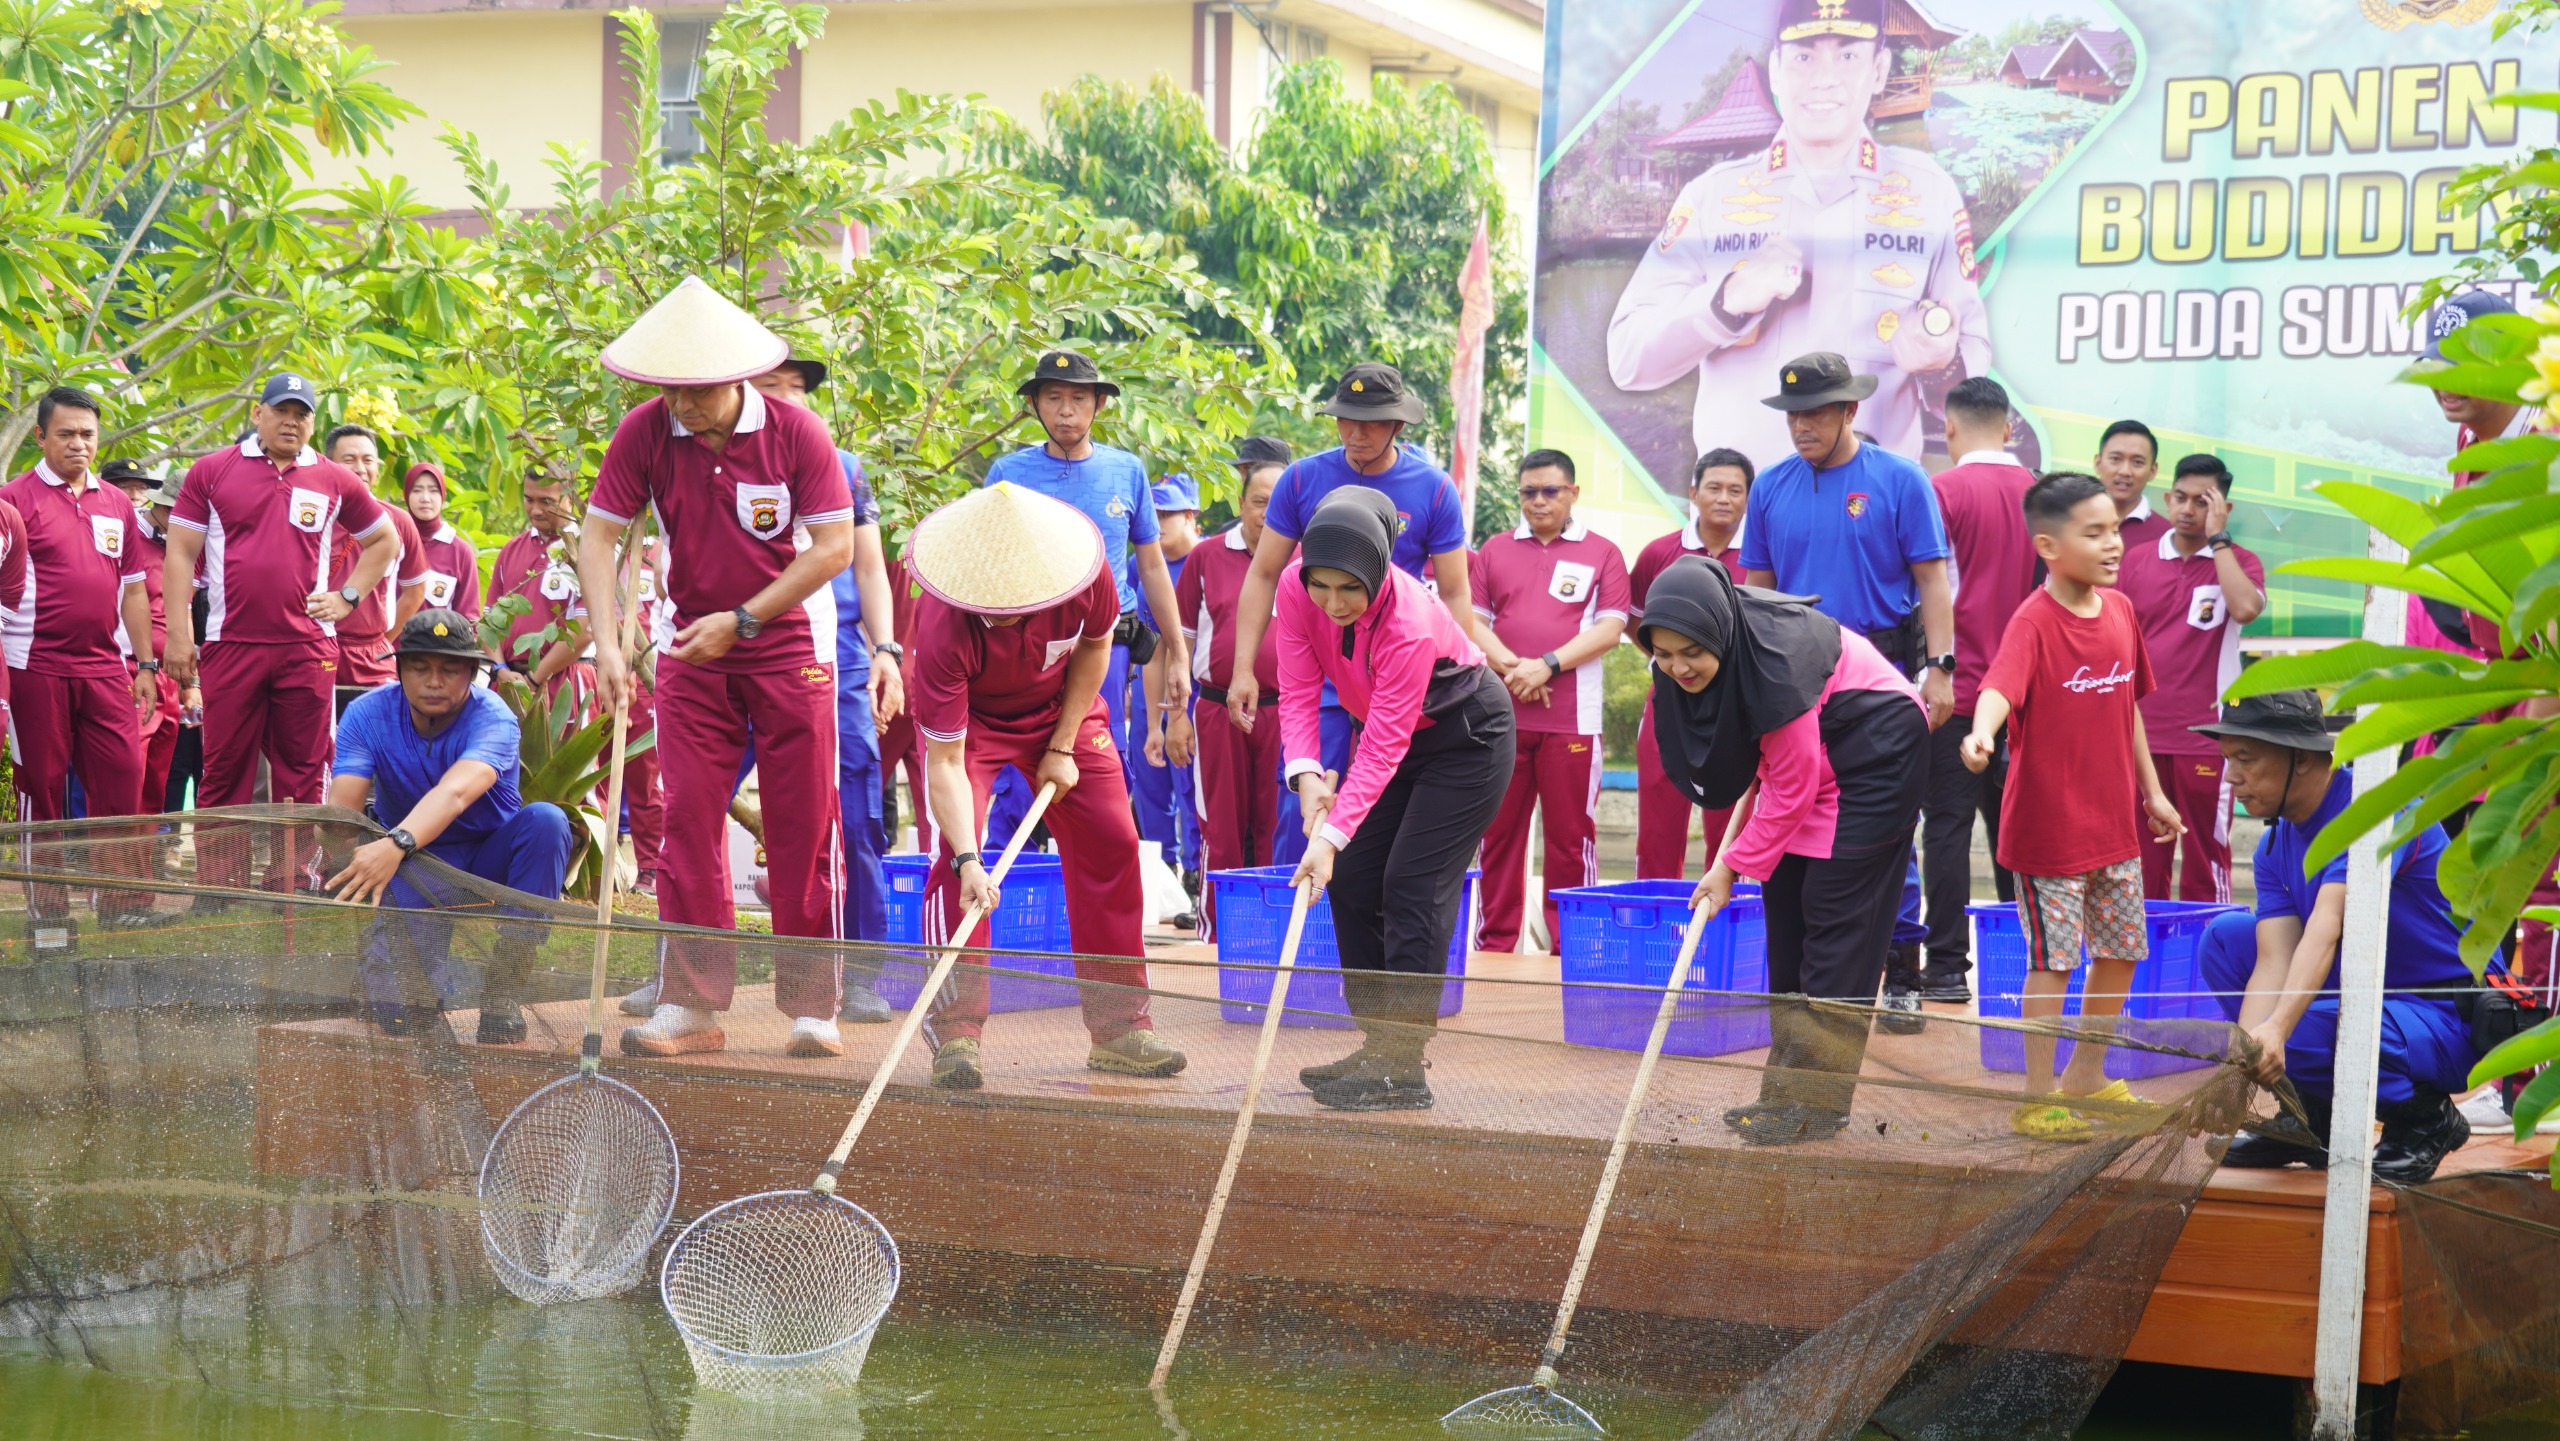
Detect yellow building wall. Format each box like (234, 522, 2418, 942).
(312, 13, 604, 215)
(800, 4, 1193, 139)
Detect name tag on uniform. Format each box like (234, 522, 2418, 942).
(421, 570, 456, 607)
(539, 563, 575, 601)
(1548, 560, 1597, 604)
(2187, 584, 2227, 631)
(1042, 634, 1080, 670)
(736, 482, 792, 540)
(90, 513, 124, 559)
(287, 488, 329, 533)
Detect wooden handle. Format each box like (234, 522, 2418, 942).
(1533, 900, 1711, 1380)
(1149, 878, 1315, 1388)
(812, 782, 1059, 1193)
(580, 540, 651, 1069)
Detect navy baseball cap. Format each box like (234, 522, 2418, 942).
(1152, 473, 1200, 512)
(259, 373, 321, 411)
(2421, 289, 2517, 364)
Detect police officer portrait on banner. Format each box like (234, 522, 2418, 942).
(1607, 0, 1990, 466)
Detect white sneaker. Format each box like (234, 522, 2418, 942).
(2458, 1087, 2511, 1130)
(618, 979, 660, 1017)
(621, 1003, 724, 1057)
(785, 1015, 845, 1058)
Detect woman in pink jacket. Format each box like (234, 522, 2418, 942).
(1279, 487, 1514, 1111)
(1642, 555, 1927, 1146)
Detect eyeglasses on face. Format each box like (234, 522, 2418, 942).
(1517, 485, 1572, 501)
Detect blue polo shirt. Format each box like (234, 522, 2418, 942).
(1264, 446, 1469, 580)
(833, 451, 880, 689)
(984, 441, 1157, 610)
(334, 685, 524, 848)
(1739, 442, 1950, 634)
(2254, 771, 2476, 997)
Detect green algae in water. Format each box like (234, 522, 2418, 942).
(0, 1301, 1714, 1441)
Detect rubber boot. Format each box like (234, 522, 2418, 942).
(476, 936, 539, 1045)
(2373, 1091, 2469, 1185)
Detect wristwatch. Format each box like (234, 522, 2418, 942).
(388, 827, 420, 855)
(872, 639, 903, 663)
(138, 659, 162, 673)
(1540, 651, 1563, 674)
(731, 606, 763, 640)
(952, 851, 982, 873)
(2204, 530, 2236, 552)
(338, 583, 362, 606)
(1927, 653, 1958, 675)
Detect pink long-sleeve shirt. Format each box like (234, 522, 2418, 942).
(1275, 559, 1487, 849)
(1721, 627, 1925, 880)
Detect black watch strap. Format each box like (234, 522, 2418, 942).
(1541, 651, 1563, 673)
(952, 851, 982, 873)
(732, 606, 762, 639)
(2205, 530, 2236, 551)
(389, 827, 419, 855)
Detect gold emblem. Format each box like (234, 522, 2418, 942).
(1054, 355, 1069, 367)
(1724, 189, 1778, 207)
(432, 622, 449, 636)
(1876, 309, 1901, 342)
(1868, 211, 1923, 228)
(1870, 262, 1916, 288)
(1879, 172, 1910, 192)
(1784, 370, 1798, 384)
(750, 497, 781, 531)
(1351, 379, 1365, 392)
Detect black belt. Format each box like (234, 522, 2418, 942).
(1197, 684, 1280, 707)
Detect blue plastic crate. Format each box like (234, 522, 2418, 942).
(876, 853, 1079, 1013)
(1973, 899, 2238, 1080)
(1552, 880, 1770, 1058)
(1210, 866, 1473, 1029)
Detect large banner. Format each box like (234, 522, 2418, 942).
(1531, 0, 2550, 635)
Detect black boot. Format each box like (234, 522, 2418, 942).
(1916, 956, 1973, 1004)
(1878, 943, 1926, 1035)
(1311, 1031, 1433, 1111)
(1299, 1035, 1378, 1089)
(2221, 1093, 2332, 1170)
(476, 937, 537, 1045)
(2373, 1092, 2469, 1186)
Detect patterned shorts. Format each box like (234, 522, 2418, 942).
(2016, 857, 2149, 973)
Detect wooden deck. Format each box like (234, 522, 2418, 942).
(250, 941, 2553, 1393)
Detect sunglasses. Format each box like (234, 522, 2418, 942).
(1518, 485, 1573, 501)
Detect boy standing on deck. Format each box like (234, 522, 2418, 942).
(1961, 472, 2184, 1138)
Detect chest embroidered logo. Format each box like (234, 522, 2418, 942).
(1845, 493, 1869, 518)
(750, 497, 780, 531)
(2063, 663, 2137, 695)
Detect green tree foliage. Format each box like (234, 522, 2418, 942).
(997, 65, 1527, 516)
(0, 0, 462, 467)
(428, 2, 1290, 536)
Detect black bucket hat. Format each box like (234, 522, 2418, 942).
(392, 608, 495, 667)
(1017, 348, 1121, 399)
(1761, 352, 1879, 412)
(1317, 362, 1427, 424)
(2191, 689, 2339, 753)
(1233, 435, 1293, 466)
(98, 459, 157, 487)
(775, 354, 829, 393)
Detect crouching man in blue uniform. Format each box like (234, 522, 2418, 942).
(330, 608, 573, 1044)
(2193, 690, 2481, 1184)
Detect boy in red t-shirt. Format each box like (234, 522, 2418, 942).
(1963, 472, 2184, 1138)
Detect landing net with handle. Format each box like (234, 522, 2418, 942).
(477, 537, 680, 1307)
(4, 806, 2557, 1439)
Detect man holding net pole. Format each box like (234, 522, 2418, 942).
(902, 482, 1185, 1090)
(578, 277, 859, 1062)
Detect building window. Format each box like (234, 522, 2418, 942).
(658, 19, 712, 165)
(1453, 85, 1502, 138)
(1262, 20, 1328, 96)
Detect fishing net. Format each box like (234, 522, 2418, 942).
(1441, 1382, 1608, 1438)
(0, 804, 2551, 1439)
(479, 1070, 681, 1305)
(659, 1190, 900, 1399)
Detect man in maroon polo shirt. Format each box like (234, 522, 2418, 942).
(402, 462, 482, 620)
(2, 388, 162, 940)
(321, 424, 427, 692)
(578, 278, 858, 1062)
(1628, 447, 1750, 880)
(1172, 459, 1286, 932)
(1469, 449, 1632, 952)
(103, 459, 184, 814)
(2094, 419, 2166, 553)
(163, 374, 398, 892)
(1916, 377, 2039, 1001)
(488, 468, 589, 698)
(2116, 453, 2265, 902)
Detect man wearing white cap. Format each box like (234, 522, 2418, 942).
(903, 482, 1184, 1089)
(577, 277, 859, 1060)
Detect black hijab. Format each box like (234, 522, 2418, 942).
(1300, 485, 1399, 655)
(1637, 556, 1840, 808)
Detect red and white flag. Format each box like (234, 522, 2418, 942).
(1449, 219, 1495, 528)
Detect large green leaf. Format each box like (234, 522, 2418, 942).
(2470, 1014, 2560, 1090)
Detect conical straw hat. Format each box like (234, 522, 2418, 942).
(908, 483, 1106, 616)
(601, 275, 791, 386)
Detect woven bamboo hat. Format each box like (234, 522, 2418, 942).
(908, 483, 1106, 616)
(600, 275, 790, 386)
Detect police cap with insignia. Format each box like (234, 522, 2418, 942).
(392, 608, 495, 667)
(2418, 287, 2517, 366)
(1016, 348, 1122, 399)
(259, 372, 321, 413)
(98, 459, 157, 487)
(1316, 361, 1427, 425)
(1776, 0, 1884, 43)
(1761, 351, 1880, 412)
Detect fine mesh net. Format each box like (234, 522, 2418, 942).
(1443, 1383, 1607, 1438)
(480, 1070, 681, 1305)
(1, 805, 2552, 1438)
(659, 1190, 900, 1399)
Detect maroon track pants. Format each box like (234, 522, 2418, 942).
(12, 668, 149, 915)
(1190, 696, 1283, 937)
(922, 700, 1152, 1043)
(652, 657, 844, 1019)
(1478, 728, 1602, 952)
(197, 639, 337, 890)
(2139, 753, 2233, 903)
(1635, 698, 1732, 881)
